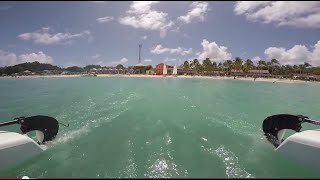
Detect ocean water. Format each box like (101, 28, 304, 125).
(0, 77, 320, 178)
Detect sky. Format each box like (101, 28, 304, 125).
(0, 1, 320, 68)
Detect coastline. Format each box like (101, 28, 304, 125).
(0, 74, 317, 84)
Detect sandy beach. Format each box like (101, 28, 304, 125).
(97, 74, 319, 84)
(0, 74, 317, 84)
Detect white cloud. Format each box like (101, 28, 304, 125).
(144, 59, 152, 62)
(163, 57, 176, 62)
(96, 16, 114, 23)
(111, 57, 128, 64)
(0, 50, 53, 67)
(264, 40, 320, 66)
(19, 51, 53, 64)
(178, 2, 209, 24)
(142, 35, 148, 40)
(251, 56, 262, 65)
(119, 1, 173, 38)
(234, 2, 271, 15)
(92, 54, 101, 59)
(150, 44, 193, 56)
(198, 39, 232, 61)
(18, 27, 91, 45)
(120, 58, 128, 63)
(0, 50, 18, 67)
(234, 1, 320, 28)
(252, 56, 261, 61)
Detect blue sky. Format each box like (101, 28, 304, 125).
(1, 1, 320, 67)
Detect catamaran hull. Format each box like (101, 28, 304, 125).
(0, 131, 46, 172)
(275, 129, 320, 170)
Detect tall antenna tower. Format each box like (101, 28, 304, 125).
(138, 44, 142, 64)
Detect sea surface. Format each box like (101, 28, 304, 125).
(0, 77, 320, 178)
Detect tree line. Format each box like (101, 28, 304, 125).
(0, 61, 152, 75)
(1, 58, 320, 76)
(180, 57, 320, 75)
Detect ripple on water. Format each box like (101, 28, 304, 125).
(207, 113, 259, 138)
(214, 146, 254, 178)
(143, 132, 188, 178)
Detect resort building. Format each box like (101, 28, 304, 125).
(42, 70, 53, 75)
(89, 67, 130, 74)
(202, 71, 226, 76)
(23, 70, 32, 76)
(230, 69, 243, 76)
(146, 69, 155, 75)
(133, 64, 147, 74)
(230, 69, 271, 77)
(155, 63, 184, 75)
(247, 70, 271, 77)
(293, 74, 320, 81)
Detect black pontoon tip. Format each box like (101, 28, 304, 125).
(0, 115, 59, 144)
(262, 114, 308, 147)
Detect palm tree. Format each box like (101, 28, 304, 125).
(233, 57, 243, 71)
(202, 58, 213, 72)
(243, 59, 254, 73)
(257, 60, 267, 74)
(270, 59, 280, 74)
(303, 62, 312, 75)
(299, 64, 307, 74)
(304, 62, 311, 68)
(271, 59, 279, 65)
(183, 60, 190, 70)
(191, 59, 201, 74)
(218, 62, 223, 75)
(266, 61, 272, 73)
(293, 65, 299, 74)
(212, 61, 217, 71)
(223, 60, 233, 74)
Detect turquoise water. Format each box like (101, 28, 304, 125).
(1, 77, 320, 178)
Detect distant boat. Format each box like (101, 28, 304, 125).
(173, 65, 178, 77)
(163, 64, 167, 77)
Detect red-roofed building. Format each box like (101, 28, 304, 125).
(155, 63, 184, 75)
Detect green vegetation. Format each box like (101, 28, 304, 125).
(181, 57, 320, 75)
(116, 64, 124, 69)
(83, 65, 101, 71)
(129, 65, 153, 74)
(2, 61, 61, 75)
(66, 66, 84, 73)
(0, 61, 155, 75)
(1, 58, 320, 76)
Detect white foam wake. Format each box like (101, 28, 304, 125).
(214, 146, 254, 178)
(47, 108, 129, 147)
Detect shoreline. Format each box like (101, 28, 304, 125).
(0, 74, 317, 84)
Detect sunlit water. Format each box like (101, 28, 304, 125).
(1, 77, 320, 178)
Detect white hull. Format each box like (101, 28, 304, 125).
(163, 64, 167, 76)
(0, 131, 46, 172)
(173, 65, 177, 76)
(276, 129, 320, 169)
